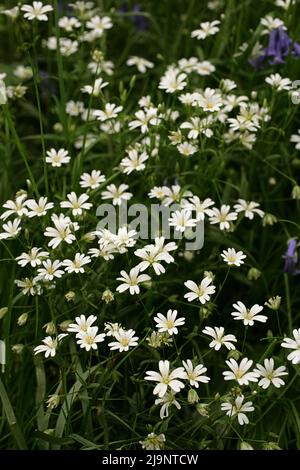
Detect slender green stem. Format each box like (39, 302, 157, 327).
(54, 0, 70, 152)
(284, 273, 293, 333)
(30, 26, 49, 196)
(2, 104, 39, 197)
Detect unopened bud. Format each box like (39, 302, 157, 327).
(59, 320, 72, 332)
(43, 322, 56, 335)
(12, 344, 24, 354)
(17, 313, 28, 326)
(227, 349, 241, 361)
(247, 267, 261, 281)
(240, 441, 254, 450)
(102, 289, 114, 304)
(188, 389, 199, 404)
(0, 307, 8, 319)
(262, 213, 277, 226)
(196, 403, 209, 417)
(292, 185, 300, 200)
(65, 291, 76, 302)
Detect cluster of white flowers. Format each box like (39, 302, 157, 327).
(1, 0, 299, 450)
(34, 315, 138, 355)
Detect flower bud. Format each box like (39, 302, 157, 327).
(0, 307, 8, 319)
(17, 313, 28, 326)
(292, 185, 300, 200)
(59, 320, 72, 332)
(247, 267, 261, 281)
(188, 389, 199, 404)
(65, 291, 76, 302)
(53, 122, 63, 133)
(11, 344, 24, 354)
(43, 322, 56, 335)
(196, 403, 209, 417)
(262, 213, 277, 226)
(227, 349, 241, 361)
(240, 441, 254, 450)
(102, 289, 114, 304)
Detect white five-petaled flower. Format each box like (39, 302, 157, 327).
(126, 56, 154, 73)
(265, 73, 292, 91)
(108, 329, 139, 352)
(80, 170, 106, 189)
(140, 432, 166, 450)
(81, 78, 108, 96)
(202, 326, 237, 351)
(159, 69, 187, 94)
(221, 248, 246, 267)
(58, 16, 81, 31)
(221, 395, 254, 426)
(180, 116, 213, 139)
(154, 310, 185, 335)
(281, 328, 300, 364)
(128, 108, 160, 134)
(185, 196, 215, 221)
(260, 15, 286, 34)
(191, 20, 220, 40)
(1, 194, 28, 220)
(67, 314, 97, 336)
(253, 358, 288, 389)
(195, 88, 223, 113)
(15, 277, 42, 296)
(231, 301, 267, 326)
(93, 103, 123, 122)
(26, 197, 54, 217)
(177, 142, 198, 157)
(63, 253, 91, 274)
(21, 2, 53, 21)
(182, 359, 210, 388)
(223, 358, 259, 385)
(36, 259, 64, 281)
(101, 184, 133, 206)
(168, 209, 197, 233)
(209, 205, 237, 230)
(184, 276, 216, 304)
(86, 15, 112, 38)
(34, 334, 67, 358)
(0, 218, 22, 239)
(16, 247, 48, 267)
(46, 148, 70, 167)
(120, 148, 149, 174)
(116, 266, 151, 295)
(145, 360, 186, 397)
(44, 213, 78, 249)
(60, 192, 92, 216)
(76, 326, 106, 351)
(234, 199, 264, 219)
(134, 245, 168, 275)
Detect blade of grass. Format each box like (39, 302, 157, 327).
(0, 377, 27, 449)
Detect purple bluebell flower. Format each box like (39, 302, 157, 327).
(293, 41, 300, 56)
(283, 239, 300, 275)
(132, 4, 148, 32)
(266, 28, 291, 64)
(249, 27, 300, 69)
